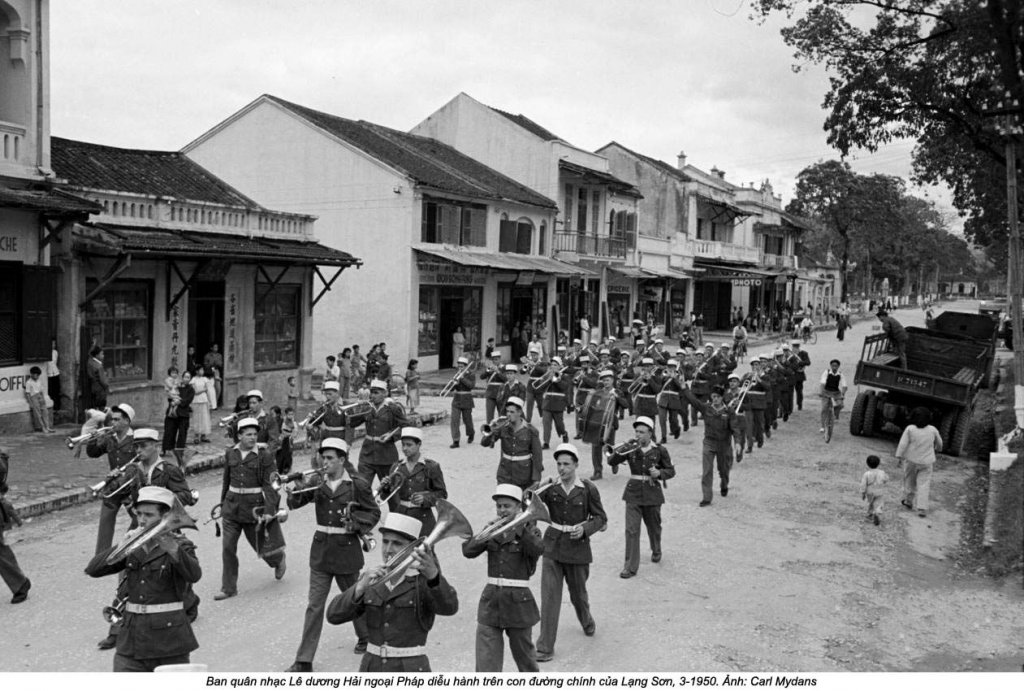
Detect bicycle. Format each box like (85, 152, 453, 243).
(821, 394, 842, 443)
(802, 328, 818, 345)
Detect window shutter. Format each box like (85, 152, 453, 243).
(516, 222, 532, 254)
(21, 265, 59, 361)
(499, 220, 517, 253)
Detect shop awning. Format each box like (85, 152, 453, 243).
(559, 160, 642, 198)
(696, 193, 750, 222)
(694, 263, 787, 283)
(415, 246, 596, 276)
(611, 266, 700, 281)
(0, 184, 102, 215)
(609, 266, 651, 279)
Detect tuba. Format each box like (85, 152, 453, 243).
(104, 500, 197, 565)
(470, 494, 551, 543)
(368, 499, 473, 586)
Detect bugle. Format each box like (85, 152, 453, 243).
(104, 500, 197, 565)
(271, 467, 323, 492)
(339, 400, 373, 416)
(204, 503, 223, 537)
(368, 499, 473, 586)
(89, 455, 141, 500)
(102, 596, 127, 625)
(482, 416, 509, 435)
(218, 411, 245, 428)
(603, 438, 641, 461)
(471, 495, 550, 543)
(67, 426, 113, 449)
(298, 403, 329, 428)
(373, 469, 405, 505)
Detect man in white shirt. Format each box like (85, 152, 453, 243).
(527, 334, 545, 362)
(818, 359, 847, 433)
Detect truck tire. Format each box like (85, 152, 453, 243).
(938, 410, 956, 449)
(861, 392, 878, 438)
(849, 391, 868, 436)
(948, 408, 972, 457)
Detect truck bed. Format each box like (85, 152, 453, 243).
(854, 332, 982, 407)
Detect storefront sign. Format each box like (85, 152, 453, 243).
(607, 284, 631, 295)
(731, 278, 762, 287)
(515, 271, 536, 286)
(640, 285, 664, 301)
(0, 363, 45, 414)
(227, 291, 239, 371)
(0, 232, 29, 262)
(416, 260, 489, 286)
(170, 304, 181, 369)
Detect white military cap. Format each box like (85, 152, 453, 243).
(492, 484, 523, 503)
(553, 442, 580, 462)
(457, 356, 469, 365)
(134, 486, 175, 509)
(369, 379, 388, 390)
(319, 438, 349, 455)
(323, 381, 340, 392)
(400, 427, 423, 442)
(237, 417, 260, 430)
(504, 364, 519, 372)
(551, 356, 563, 366)
(633, 416, 656, 430)
(246, 389, 263, 400)
(598, 369, 616, 378)
(791, 339, 802, 345)
(379, 513, 422, 541)
(641, 357, 654, 366)
(505, 396, 525, 411)
(579, 355, 591, 362)
(782, 343, 792, 350)
(720, 343, 731, 349)
(111, 403, 136, 423)
(599, 348, 611, 355)
(667, 358, 679, 367)
(132, 428, 160, 443)
(654, 338, 664, 345)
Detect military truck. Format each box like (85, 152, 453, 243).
(849, 312, 998, 456)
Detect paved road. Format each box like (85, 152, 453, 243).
(3, 300, 1022, 672)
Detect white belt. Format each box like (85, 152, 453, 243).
(322, 425, 346, 432)
(549, 522, 577, 532)
(544, 392, 565, 396)
(503, 452, 532, 462)
(365, 643, 427, 659)
(229, 486, 263, 495)
(636, 393, 656, 398)
(487, 577, 530, 588)
(316, 525, 351, 534)
(629, 475, 654, 481)
(398, 500, 419, 508)
(125, 601, 183, 614)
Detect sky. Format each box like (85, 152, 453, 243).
(48, 0, 954, 223)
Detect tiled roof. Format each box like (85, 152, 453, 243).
(487, 106, 562, 142)
(0, 183, 102, 215)
(558, 160, 642, 198)
(51, 137, 260, 208)
(264, 96, 557, 209)
(74, 223, 361, 267)
(600, 141, 693, 183)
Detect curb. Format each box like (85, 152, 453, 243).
(984, 360, 1014, 548)
(12, 407, 450, 520)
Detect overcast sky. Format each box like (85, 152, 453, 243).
(50, 0, 953, 221)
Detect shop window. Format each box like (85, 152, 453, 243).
(625, 212, 637, 249)
(418, 287, 440, 356)
(255, 283, 301, 370)
(499, 219, 534, 254)
(85, 280, 151, 381)
(497, 284, 547, 348)
(0, 270, 17, 365)
(421, 197, 486, 246)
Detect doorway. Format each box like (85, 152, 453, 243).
(437, 286, 482, 368)
(188, 280, 225, 372)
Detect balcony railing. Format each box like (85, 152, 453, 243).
(553, 231, 627, 259)
(687, 238, 761, 263)
(761, 252, 797, 269)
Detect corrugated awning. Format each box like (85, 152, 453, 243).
(559, 160, 642, 198)
(0, 184, 102, 215)
(611, 266, 699, 281)
(415, 246, 596, 276)
(73, 223, 362, 267)
(609, 266, 651, 279)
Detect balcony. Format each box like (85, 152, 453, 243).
(553, 230, 627, 259)
(685, 237, 761, 263)
(761, 252, 797, 269)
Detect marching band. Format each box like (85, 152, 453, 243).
(65, 332, 814, 673)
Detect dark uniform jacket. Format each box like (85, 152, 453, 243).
(793, 351, 811, 383)
(579, 388, 629, 445)
(482, 423, 543, 489)
(535, 374, 570, 413)
(326, 572, 459, 671)
(608, 444, 675, 505)
(480, 368, 507, 401)
(387, 458, 447, 536)
(632, 372, 663, 417)
(656, 373, 685, 411)
(220, 444, 278, 523)
(254, 410, 281, 458)
(682, 390, 742, 444)
(462, 523, 543, 629)
(348, 401, 409, 468)
(288, 470, 378, 574)
(87, 430, 135, 471)
(538, 479, 607, 564)
(451, 371, 476, 410)
(497, 380, 527, 412)
(775, 358, 796, 390)
(316, 403, 350, 441)
(85, 534, 201, 660)
(142, 459, 196, 507)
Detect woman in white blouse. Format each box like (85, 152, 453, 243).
(895, 406, 943, 517)
(190, 366, 218, 443)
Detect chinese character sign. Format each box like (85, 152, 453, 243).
(228, 292, 238, 371)
(170, 305, 181, 369)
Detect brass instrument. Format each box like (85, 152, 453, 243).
(482, 416, 510, 436)
(104, 500, 197, 565)
(603, 438, 641, 461)
(66, 426, 113, 449)
(368, 499, 473, 586)
(271, 467, 323, 492)
(253, 505, 289, 525)
(204, 503, 223, 537)
(627, 373, 648, 396)
(518, 355, 538, 374)
(532, 367, 557, 389)
(218, 411, 245, 428)
(727, 380, 754, 412)
(339, 400, 373, 416)
(524, 477, 557, 502)
(597, 386, 618, 447)
(102, 596, 127, 624)
(298, 403, 330, 428)
(471, 493, 551, 543)
(440, 355, 477, 397)
(89, 455, 142, 500)
(373, 469, 406, 505)
(341, 500, 377, 552)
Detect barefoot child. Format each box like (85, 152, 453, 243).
(860, 454, 888, 526)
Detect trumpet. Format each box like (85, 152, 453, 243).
(102, 596, 127, 625)
(518, 356, 538, 374)
(373, 469, 406, 505)
(89, 455, 141, 499)
(471, 494, 551, 543)
(368, 499, 473, 586)
(482, 416, 510, 436)
(271, 467, 323, 492)
(298, 403, 329, 428)
(339, 400, 373, 416)
(66, 426, 113, 449)
(104, 499, 197, 565)
(218, 411, 246, 428)
(603, 438, 641, 461)
(440, 355, 477, 397)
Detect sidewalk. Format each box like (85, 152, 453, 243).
(2, 397, 449, 520)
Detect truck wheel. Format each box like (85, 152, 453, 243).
(861, 392, 877, 437)
(849, 391, 868, 436)
(948, 408, 972, 457)
(938, 410, 956, 449)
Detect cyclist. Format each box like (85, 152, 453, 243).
(731, 322, 748, 362)
(799, 314, 815, 342)
(818, 359, 847, 433)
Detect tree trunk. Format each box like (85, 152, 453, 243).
(839, 233, 850, 303)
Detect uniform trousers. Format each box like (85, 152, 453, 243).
(657, 407, 681, 440)
(536, 558, 593, 656)
(745, 409, 765, 448)
(450, 407, 474, 442)
(590, 443, 605, 476)
(476, 622, 539, 672)
(96, 501, 128, 554)
(295, 569, 366, 663)
(794, 380, 805, 410)
(359, 653, 431, 672)
(113, 652, 191, 673)
(0, 528, 28, 595)
(701, 438, 734, 503)
(623, 503, 661, 575)
(484, 397, 498, 426)
(778, 388, 794, 419)
(357, 463, 392, 484)
(220, 517, 285, 594)
(525, 388, 538, 423)
(542, 410, 566, 445)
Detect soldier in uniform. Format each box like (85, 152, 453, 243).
(631, 357, 662, 423)
(572, 355, 597, 437)
(723, 375, 749, 462)
(482, 396, 543, 491)
(228, 389, 282, 458)
(0, 449, 30, 604)
(775, 346, 796, 422)
(497, 364, 527, 412)
(523, 356, 548, 424)
(85, 486, 201, 672)
(655, 358, 685, 443)
(578, 370, 629, 480)
(214, 417, 286, 600)
(385, 427, 447, 537)
(790, 340, 812, 411)
(649, 339, 669, 366)
(284, 438, 379, 672)
(616, 352, 636, 420)
(87, 403, 136, 555)
(683, 386, 743, 507)
(449, 356, 476, 448)
(462, 484, 544, 672)
(535, 357, 570, 449)
(762, 353, 782, 435)
(534, 443, 607, 663)
(326, 513, 459, 672)
(347, 379, 409, 483)
(312, 381, 350, 444)
(480, 354, 507, 426)
(742, 359, 769, 451)
(607, 416, 675, 578)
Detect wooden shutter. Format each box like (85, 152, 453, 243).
(21, 265, 59, 361)
(515, 222, 532, 254)
(499, 220, 517, 253)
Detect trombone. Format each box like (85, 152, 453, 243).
(67, 425, 113, 449)
(440, 355, 477, 397)
(104, 499, 197, 565)
(298, 403, 329, 428)
(627, 373, 648, 396)
(368, 499, 473, 586)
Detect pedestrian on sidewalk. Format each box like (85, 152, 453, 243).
(0, 449, 31, 605)
(860, 454, 888, 526)
(87, 345, 110, 410)
(405, 359, 420, 413)
(24, 366, 54, 433)
(162, 370, 195, 466)
(895, 407, 942, 518)
(190, 366, 216, 444)
(47, 339, 61, 413)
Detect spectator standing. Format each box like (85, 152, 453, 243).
(203, 343, 224, 375)
(190, 366, 217, 444)
(24, 366, 54, 433)
(338, 349, 353, 400)
(895, 407, 942, 518)
(405, 359, 420, 413)
(693, 313, 705, 346)
(579, 314, 590, 347)
(86, 345, 109, 410)
(185, 344, 202, 375)
(163, 370, 195, 465)
(325, 355, 340, 382)
(453, 327, 466, 366)
(47, 339, 61, 413)
(287, 375, 299, 411)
